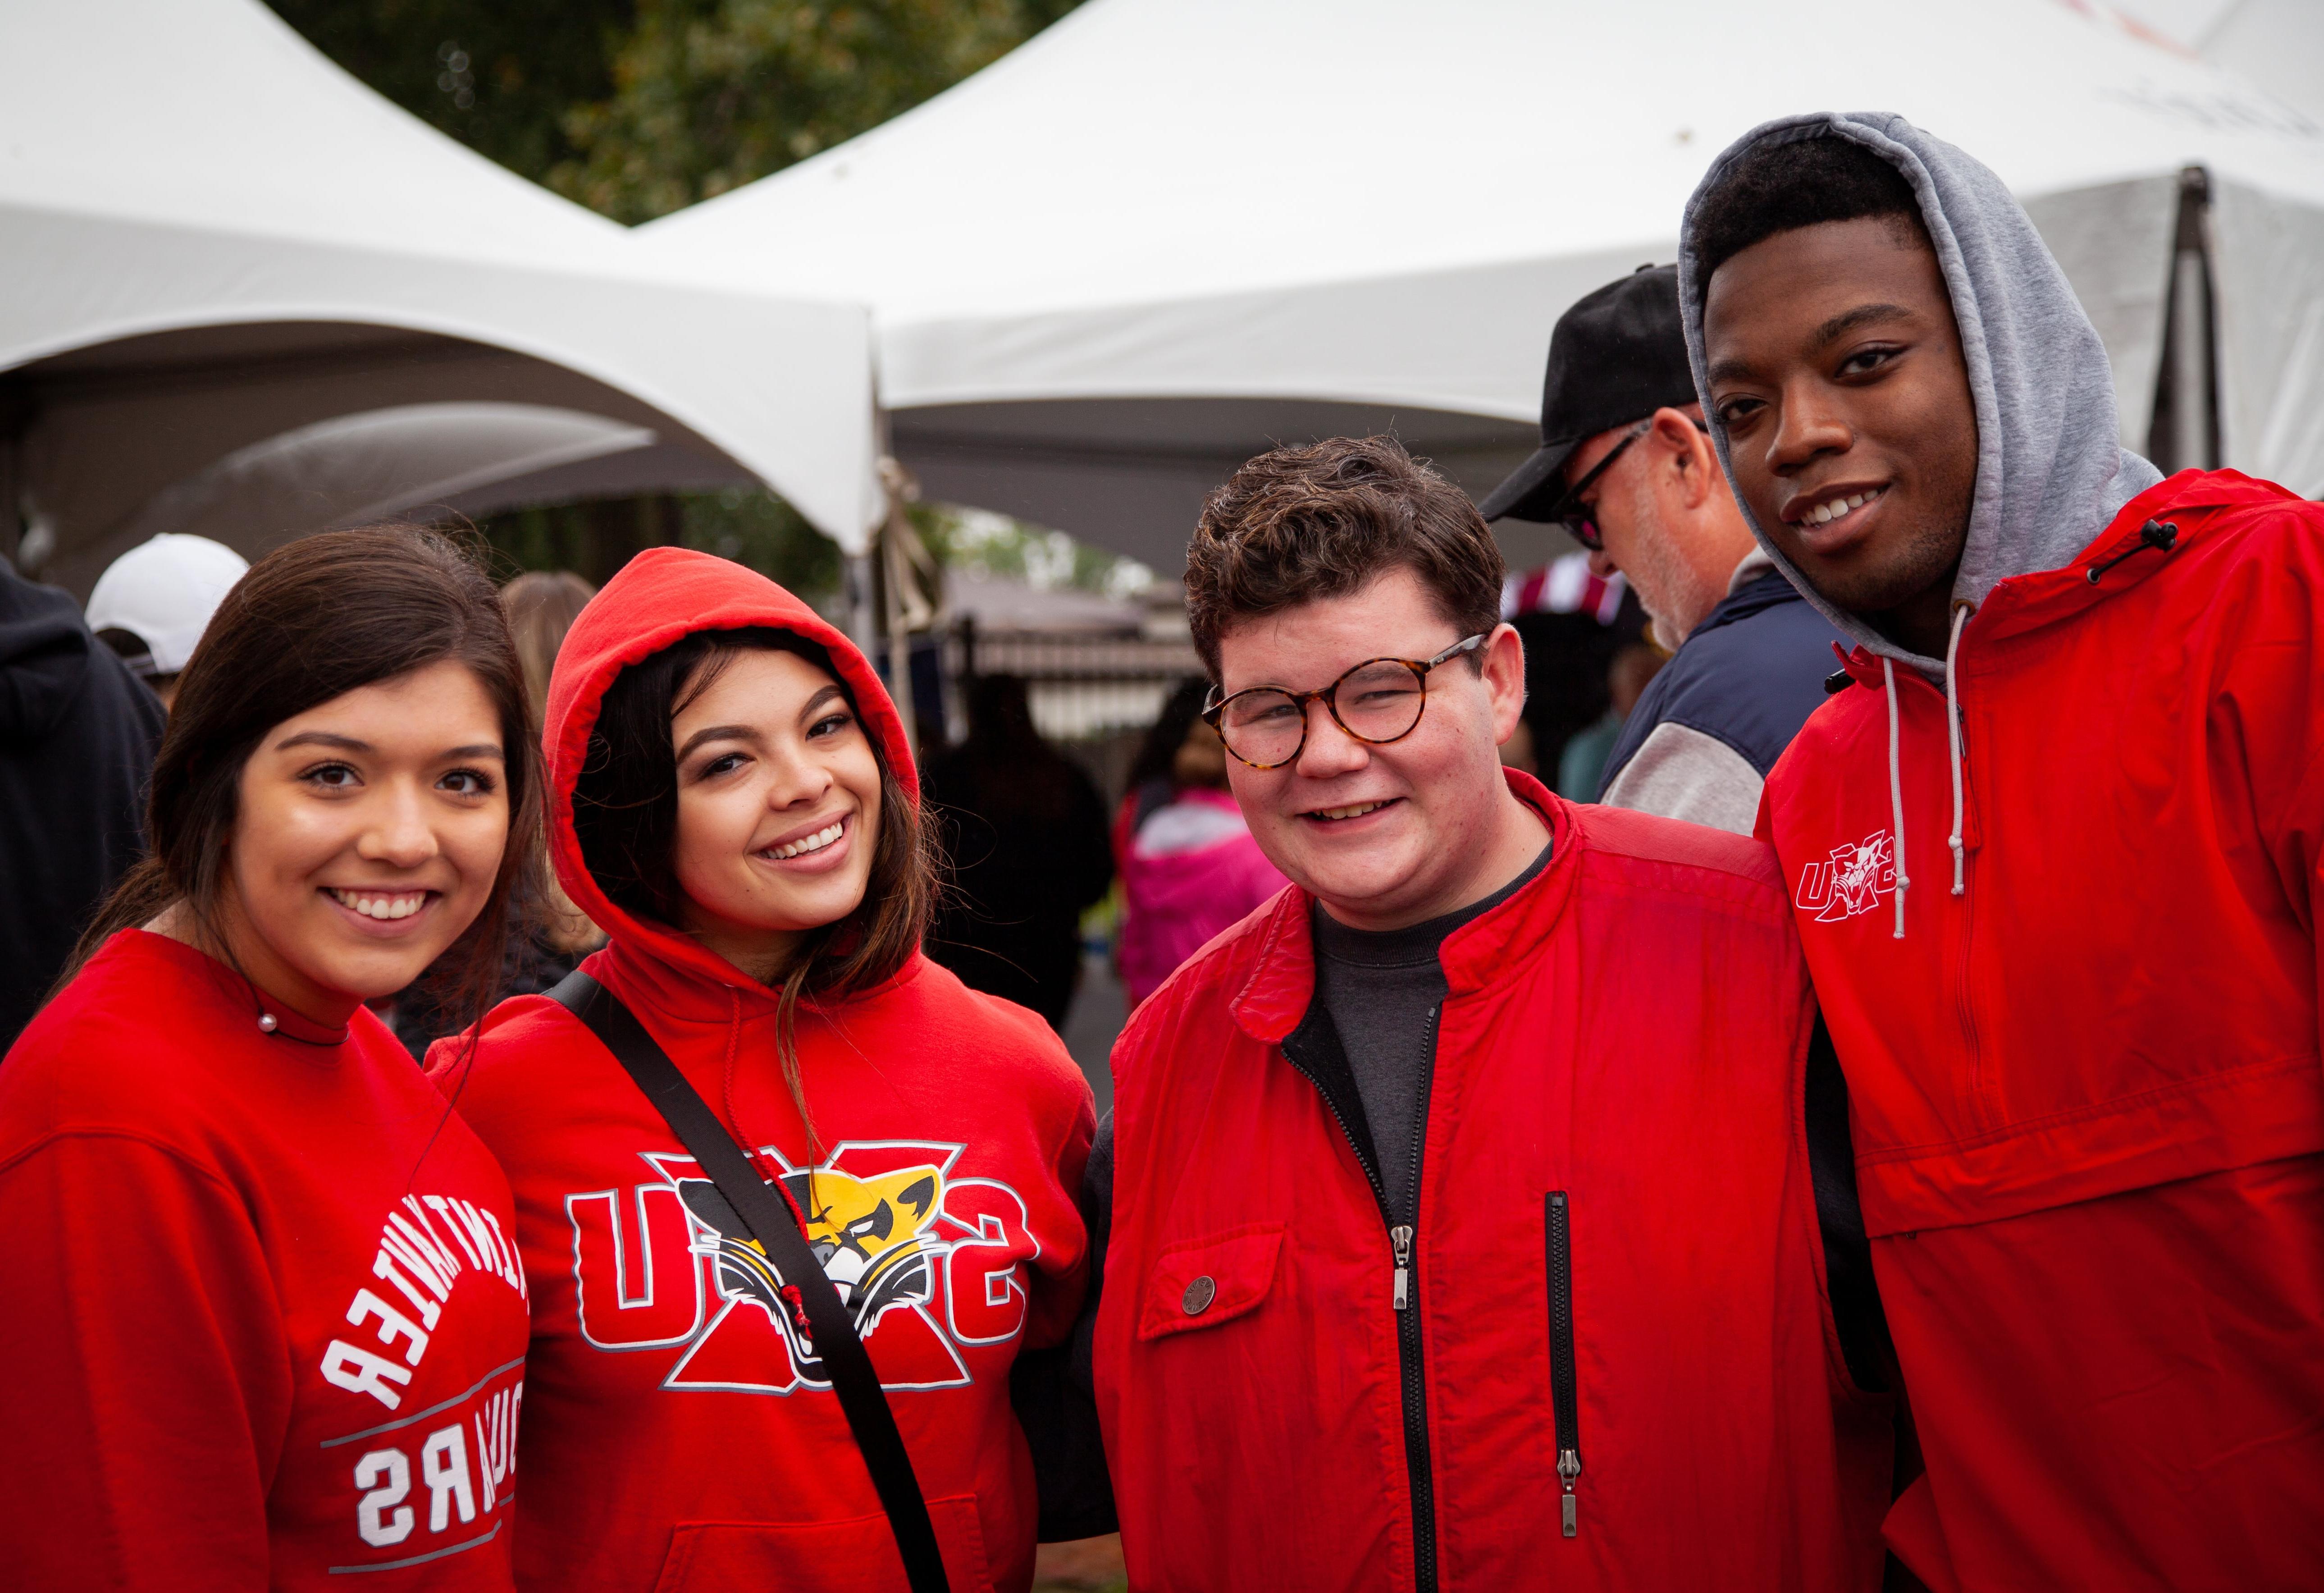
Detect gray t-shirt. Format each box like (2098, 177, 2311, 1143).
(1310, 843, 1551, 1225)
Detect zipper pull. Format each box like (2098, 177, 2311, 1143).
(1390, 1225, 1413, 1311)
(1557, 1447, 1581, 1537)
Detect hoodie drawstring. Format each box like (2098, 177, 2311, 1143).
(1880, 604, 1973, 939)
(1944, 604, 1972, 897)
(1882, 658, 1910, 940)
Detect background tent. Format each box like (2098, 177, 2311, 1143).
(2199, 0, 2324, 129)
(0, 0, 877, 597)
(640, 0, 2324, 575)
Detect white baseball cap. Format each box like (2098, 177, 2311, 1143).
(86, 534, 250, 677)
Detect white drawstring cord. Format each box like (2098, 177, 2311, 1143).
(1882, 657, 1910, 939)
(1944, 604, 1972, 897)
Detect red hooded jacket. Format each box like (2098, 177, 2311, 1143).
(430, 549, 1094, 1593)
(0, 931, 531, 1589)
(1758, 471, 2324, 1590)
(1095, 777, 1893, 1591)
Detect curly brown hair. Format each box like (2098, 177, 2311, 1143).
(1185, 435, 1504, 678)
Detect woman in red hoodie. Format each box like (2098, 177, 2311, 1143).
(431, 549, 1094, 1593)
(0, 526, 539, 1589)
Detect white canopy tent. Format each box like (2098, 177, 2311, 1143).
(641, 0, 2324, 575)
(0, 0, 880, 596)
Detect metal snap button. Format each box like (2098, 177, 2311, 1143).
(1182, 1275, 1216, 1316)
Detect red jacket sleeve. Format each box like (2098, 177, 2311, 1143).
(0, 1133, 291, 1588)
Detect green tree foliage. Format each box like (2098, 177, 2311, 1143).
(265, 0, 634, 185)
(269, 0, 1082, 220)
(553, 0, 1078, 223)
(479, 490, 843, 609)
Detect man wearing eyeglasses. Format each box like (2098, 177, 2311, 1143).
(1081, 434, 1890, 1592)
(1480, 263, 1841, 835)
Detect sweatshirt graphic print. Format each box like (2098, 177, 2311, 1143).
(0, 929, 531, 1590)
(571, 1138, 1043, 1396)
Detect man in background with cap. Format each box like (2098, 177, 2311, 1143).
(86, 533, 248, 712)
(1482, 264, 1839, 834)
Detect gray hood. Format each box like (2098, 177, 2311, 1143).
(1676, 112, 2162, 679)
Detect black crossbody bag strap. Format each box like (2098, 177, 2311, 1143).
(548, 970, 950, 1593)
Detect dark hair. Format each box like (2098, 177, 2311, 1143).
(962, 673, 1041, 752)
(1689, 134, 1931, 283)
(1185, 435, 1504, 678)
(59, 526, 539, 1046)
(571, 627, 934, 1149)
(1126, 677, 1213, 794)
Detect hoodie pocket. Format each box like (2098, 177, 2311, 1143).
(652, 1493, 992, 1593)
(1136, 1222, 1284, 1343)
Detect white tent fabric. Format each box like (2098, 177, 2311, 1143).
(642, 0, 2324, 572)
(110, 403, 660, 554)
(2201, 0, 2324, 130)
(0, 0, 878, 591)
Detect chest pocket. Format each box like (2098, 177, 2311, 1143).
(1136, 1223, 1283, 1343)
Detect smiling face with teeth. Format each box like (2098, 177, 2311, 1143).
(666, 647, 882, 984)
(212, 660, 511, 1025)
(1217, 568, 1548, 932)
(1703, 214, 1981, 659)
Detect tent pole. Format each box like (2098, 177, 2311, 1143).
(846, 551, 876, 658)
(2147, 165, 2220, 474)
(880, 503, 919, 759)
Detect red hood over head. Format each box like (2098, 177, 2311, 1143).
(542, 547, 916, 997)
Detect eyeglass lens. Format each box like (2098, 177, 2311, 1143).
(1216, 660, 1425, 767)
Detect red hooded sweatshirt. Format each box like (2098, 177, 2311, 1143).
(430, 549, 1093, 1593)
(0, 930, 531, 1589)
(1096, 779, 1894, 1591)
(1757, 471, 2324, 1590)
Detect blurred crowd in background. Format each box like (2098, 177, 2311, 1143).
(0, 519, 1674, 1083)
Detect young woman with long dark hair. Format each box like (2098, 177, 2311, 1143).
(0, 526, 539, 1589)
(431, 548, 1094, 1593)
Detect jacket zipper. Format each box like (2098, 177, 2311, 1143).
(1282, 1004, 1442, 1592)
(1545, 1191, 1582, 1536)
(1395, 1006, 1440, 1591)
(1950, 689, 1990, 1126)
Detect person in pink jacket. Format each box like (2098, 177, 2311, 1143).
(1114, 680, 1288, 1009)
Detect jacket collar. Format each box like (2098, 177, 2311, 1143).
(1829, 468, 2287, 690)
(1726, 545, 1777, 598)
(1228, 771, 1578, 1045)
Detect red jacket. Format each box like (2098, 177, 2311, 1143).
(432, 549, 1094, 1593)
(1095, 777, 1892, 1591)
(1758, 470, 2324, 1591)
(0, 930, 531, 1589)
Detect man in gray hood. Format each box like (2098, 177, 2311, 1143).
(1680, 114, 2324, 1590)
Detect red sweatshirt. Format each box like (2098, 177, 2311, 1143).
(431, 549, 1094, 1593)
(1758, 471, 2324, 1590)
(0, 930, 531, 1589)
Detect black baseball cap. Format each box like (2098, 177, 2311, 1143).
(1477, 262, 1699, 523)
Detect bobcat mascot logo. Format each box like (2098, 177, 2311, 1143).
(566, 1138, 1039, 1395)
(1795, 830, 1897, 923)
(677, 1163, 946, 1369)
